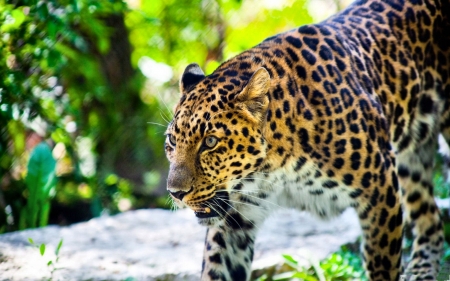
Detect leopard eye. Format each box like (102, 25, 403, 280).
(204, 136, 218, 148)
(167, 134, 176, 146)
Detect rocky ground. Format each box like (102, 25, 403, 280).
(0, 208, 361, 281)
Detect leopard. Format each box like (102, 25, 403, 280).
(164, 0, 450, 280)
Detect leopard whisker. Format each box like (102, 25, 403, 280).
(222, 178, 282, 208)
(173, 201, 180, 211)
(159, 111, 171, 124)
(215, 189, 281, 209)
(233, 192, 281, 209)
(155, 90, 174, 119)
(207, 200, 239, 231)
(228, 176, 286, 190)
(223, 197, 264, 209)
(215, 197, 260, 231)
(147, 121, 168, 127)
(167, 196, 179, 212)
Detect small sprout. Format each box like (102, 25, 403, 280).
(28, 238, 64, 279)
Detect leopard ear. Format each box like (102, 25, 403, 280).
(236, 67, 271, 122)
(180, 63, 205, 93)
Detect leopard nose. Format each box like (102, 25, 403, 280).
(169, 190, 188, 200)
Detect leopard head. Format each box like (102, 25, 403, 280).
(165, 63, 271, 222)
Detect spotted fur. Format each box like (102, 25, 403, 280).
(164, 0, 450, 280)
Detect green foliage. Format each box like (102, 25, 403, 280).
(129, 0, 312, 73)
(0, 0, 121, 123)
(0, 0, 110, 231)
(0, 0, 169, 231)
(257, 247, 366, 281)
(443, 241, 450, 261)
(19, 141, 56, 230)
(319, 249, 366, 280)
(432, 153, 450, 198)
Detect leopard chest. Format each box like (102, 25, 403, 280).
(237, 162, 358, 219)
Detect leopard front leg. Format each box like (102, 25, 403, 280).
(356, 156, 403, 281)
(201, 225, 257, 281)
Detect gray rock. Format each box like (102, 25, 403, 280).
(0, 208, 361, 281)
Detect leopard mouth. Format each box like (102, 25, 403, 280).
(193, 192, 230, 219)
(194, 208, 218, 218)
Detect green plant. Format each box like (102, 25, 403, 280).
(256, 247, 366, 281)
(19, 142, 57, 230)
(319, 249, 366, 281)
(28, 237, 63, 280)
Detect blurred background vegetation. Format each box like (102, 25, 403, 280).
(1, 0, 353, 233)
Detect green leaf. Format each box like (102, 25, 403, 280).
(37, 2, 49, 19)
(55, 239, 63, 255)
(26, 142, 57, 195)
(282, 254, 298, 264)
(46, 19, 58, 40)
(39, 244, 46, 256)
(39, 202, 51, 227)
(24, 142, 57, 229)
(28, 238, 35, 245)
(272, 272, 296, 280)
(7, 120, 25, 156)
(292, 271, 318, 281)
(1, 9, 26, 32)
(47, 49, 62, 69)
(281, 254, 299, 269)
(97, 37, 110, 54)
(47, 260, 53, 266)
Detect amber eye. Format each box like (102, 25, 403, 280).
(167, 134, 176, 146)
(204, 136, 218, 148)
